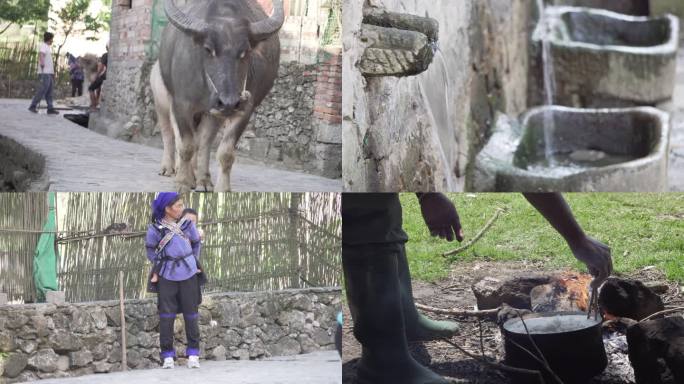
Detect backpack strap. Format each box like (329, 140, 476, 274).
(155, 218, 190, 254)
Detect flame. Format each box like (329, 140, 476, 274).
(552, 272, 593, 311)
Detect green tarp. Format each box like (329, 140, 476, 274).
(33, 192, 58, 302)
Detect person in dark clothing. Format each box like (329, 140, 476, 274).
(146, 192, 203, 369)
(88, 49, 108, 111)
(67, 53, 84, 97)
(342, 192, 612, 384)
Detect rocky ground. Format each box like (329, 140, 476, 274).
(341, 261, 684, 384)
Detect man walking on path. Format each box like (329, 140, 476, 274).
(28, 32, 59, 115)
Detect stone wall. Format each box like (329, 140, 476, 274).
(239, 49, 342, 178)
(0, 288, 340, 383)
(342, 0, 533, 191)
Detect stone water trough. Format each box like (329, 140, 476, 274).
(531, 6, 679, 107)
(472, 106, 670, 192)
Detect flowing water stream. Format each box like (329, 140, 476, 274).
(536, 0, 559, 166)
(417, 47, 457, 191)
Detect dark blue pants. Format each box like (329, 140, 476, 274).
(158, 275, 201, 359)
(30, 74, 55, 110)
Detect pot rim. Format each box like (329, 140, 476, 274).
(503, 311, 602, 336)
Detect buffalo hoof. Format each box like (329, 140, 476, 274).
(176, 181, 194, 193)
(196, 177, 214, 192)
(159, 165, 175, 177)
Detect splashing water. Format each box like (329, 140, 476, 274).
(418, 47, 457, 191)
(536, 0, 558, 166)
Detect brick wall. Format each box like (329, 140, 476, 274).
(313, 49, 342, 125)
(110, 0, 154, 62)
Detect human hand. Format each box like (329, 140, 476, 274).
(568, 235, 612, 289)
(418, 193, 463, 242)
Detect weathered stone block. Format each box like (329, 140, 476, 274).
(212, 345, 227, 361)
(472, 274, 551, 310)
(2, 352, 28, 378)
(93, 360, 112, 373)
(266, 336, 301, 357)
(27, 349, 59, 373)
(0, 331, 15, 352)
(45, 291, 66, 304)
(316, 122, 341, 145)
(49, 330, 82, 353)
(69, 351, 93, 368)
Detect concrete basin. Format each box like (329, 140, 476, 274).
(472, 106, 670, 191)
(530, 6, 679, 107)
(552, 0, 650, 16)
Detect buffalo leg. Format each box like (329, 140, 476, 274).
(170, 102, 197, 192)
(151, 61, 175, 176)
(215, 92, 254, 192)
(195, 114, 219, 192)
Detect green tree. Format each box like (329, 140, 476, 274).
(50, 0, 109, 75)
(0, 0, 50, 35)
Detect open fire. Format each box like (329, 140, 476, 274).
(465, 273, 684, 383)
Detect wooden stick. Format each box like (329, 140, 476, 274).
(119, 271, 127, 371)
(440, 338, 547, 384)
(415, 302, 500, 318)
(639, 306, 684, 323)
(443, 208, 505, 257)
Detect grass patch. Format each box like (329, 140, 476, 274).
(400, 193, 684, 283)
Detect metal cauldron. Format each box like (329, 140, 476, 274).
(502, 311, 607, 384)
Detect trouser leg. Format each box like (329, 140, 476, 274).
(30, 75, 49, 109)
(179, 275, 200, 356)
(343, 243, 448, 384)
(158, 277, 179, 359)
(45, 75, 54, 110)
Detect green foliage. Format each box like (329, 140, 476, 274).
(400, 193, 684, 283)
(49, 0, 109, 73)
(0, 0, 50, 34)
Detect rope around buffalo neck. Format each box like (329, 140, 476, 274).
(204, 70, 248, 96)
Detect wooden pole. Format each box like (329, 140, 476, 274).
(119, 270, 127, 371)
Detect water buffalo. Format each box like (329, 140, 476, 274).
(151, 0, 284, 191)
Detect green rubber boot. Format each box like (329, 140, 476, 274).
(343, 244, 450, 384)
(398, 244, 460, 341)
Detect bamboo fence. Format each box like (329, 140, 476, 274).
(0, 193, 48, 303)
(0, 193, 341, 303)
(0, 39, 70, 90)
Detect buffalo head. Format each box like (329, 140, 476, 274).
(164, 0, 284, 116)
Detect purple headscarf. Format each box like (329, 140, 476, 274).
(152, 192, 179, 222)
